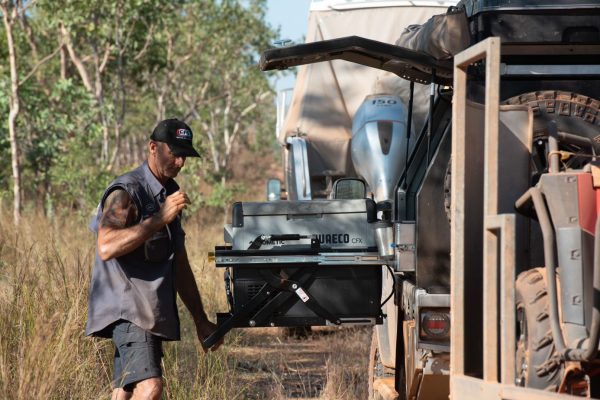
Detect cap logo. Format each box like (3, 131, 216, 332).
(175, 128, 192, 140)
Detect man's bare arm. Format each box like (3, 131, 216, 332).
(101, 189, 139, 229)
(97, 189, 189, 261)
(175, 248, 222, 352)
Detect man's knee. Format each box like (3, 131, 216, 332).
(132, 377, 163, 400)
(112, 388, 133, 400)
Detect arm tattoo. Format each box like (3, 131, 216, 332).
(100, 189, 138, 229)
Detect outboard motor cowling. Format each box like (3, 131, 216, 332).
(351, 94, 410, 203)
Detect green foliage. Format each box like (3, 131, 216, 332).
(14, 78, 110, 211)
(205, 181, 246, 210)
(0, 0, 280, 216)
(175, 156, 205, 216)
(139, 0, 277, 182)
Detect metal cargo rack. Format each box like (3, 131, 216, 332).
(203, 200, 389, 349)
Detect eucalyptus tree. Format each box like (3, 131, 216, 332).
(1, 0, 279, 219)
(0, 0, 61, 225)
(40, 0, 174, 171)
(142, 0, 278, 187)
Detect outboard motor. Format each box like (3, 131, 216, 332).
(351, 94, 410, 257)
(351, 94, 410, 203)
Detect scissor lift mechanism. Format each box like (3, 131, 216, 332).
(204, 236, 386, 349)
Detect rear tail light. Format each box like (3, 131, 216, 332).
(419, 308, 450, 341)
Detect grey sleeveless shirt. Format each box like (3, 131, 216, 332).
(85, 161, 185, 340)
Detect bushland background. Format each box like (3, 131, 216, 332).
(0, 1, 370, 399)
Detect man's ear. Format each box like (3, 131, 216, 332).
(149, 140, 158, 156)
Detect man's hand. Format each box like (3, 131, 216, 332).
(196, 319, 223, 353)
(155, 191, 190, 225)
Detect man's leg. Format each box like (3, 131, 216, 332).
(112, 340, 133, 400)
(131, 377, 163, 400)
(111, 320, 164, 400)
(112, 388, 133, 400)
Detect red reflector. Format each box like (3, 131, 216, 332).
(420, 310, 450, 340)
(424, 320, 446, 330)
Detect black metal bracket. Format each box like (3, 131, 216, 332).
(260, 36, 452, 85)
(202, 266, 340, 349)
(258, 268, 342, 326)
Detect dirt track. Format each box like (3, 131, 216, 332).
(230, 326, 372, 399)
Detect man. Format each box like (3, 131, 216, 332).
(86, 119, 222, 400)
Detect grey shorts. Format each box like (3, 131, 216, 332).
(111, 320, 163, 391)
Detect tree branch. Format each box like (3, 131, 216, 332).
(133, 24, 155, 61)
(60, 23, 94, 93)
(16, 0, 36, 14)
(98, 43, 113, 74)
(18, 44, 62, 86)
(17, 4, 38, 61)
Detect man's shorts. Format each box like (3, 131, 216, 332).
(111, 320, 163, 391)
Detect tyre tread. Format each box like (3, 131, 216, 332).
(515, 268, 564, 390)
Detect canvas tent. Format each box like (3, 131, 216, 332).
(280, 0, 457, 195)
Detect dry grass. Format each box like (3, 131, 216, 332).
(230, 327, 371, 400)
(0, 212, 111, 399)
(0, 210, 371, 399)
(322, 328, 371, 399)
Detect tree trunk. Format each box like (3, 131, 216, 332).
(107, 123, 121, 170)
(60, 22, 111, 165)
(107, 15, 126, 172)
(8, 104, 21, 226)
(59, 41, 67, 80)
(2, 3, 22, 225)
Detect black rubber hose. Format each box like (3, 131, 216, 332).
(380, 264, 396, 308)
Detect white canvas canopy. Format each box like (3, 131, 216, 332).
(280, 1, 456, 178)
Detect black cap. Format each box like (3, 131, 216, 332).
(150, 119, 201, 158)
